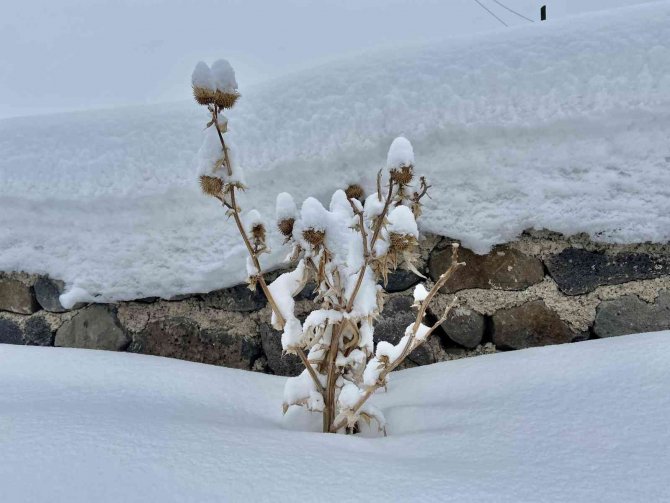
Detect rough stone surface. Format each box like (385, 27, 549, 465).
(0, 230, 667, 374)
(55, 305, 129, 351)
(493, 300, 577, 350)
(131, 317, 261, 368)
(0, 318, 23, 344)
(594, 291, 670, 338)
(440, 307, 485, 349)
(259, 323, 303, 377)
(24, 316, 55, 346)
(0, 277, 39, 315)
(34, 276, 73, 312)
(429, 245, 544, 293)
(375, 295, 444, 366)
(383, 269, 422, 293)
(200, 284, 267, 312)
(545, 248, 670, 295)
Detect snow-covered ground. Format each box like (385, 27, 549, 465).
(1, 2, 670, 304)
(1, 331, 669, 502)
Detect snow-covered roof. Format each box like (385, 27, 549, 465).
(1, 2, 669, 303)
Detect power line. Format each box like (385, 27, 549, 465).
(492, 0, 535, 22)
(471, 0, 508, 27)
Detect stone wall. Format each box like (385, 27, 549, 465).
(1, 230, 669, 376)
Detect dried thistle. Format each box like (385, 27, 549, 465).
(214, 90, 240, 109)
(251, 223, 266, 244)
(278, 218, 295, 238)
(390, 165, 413, 185)
(303, 228, 326, 247)
(389, 232, 416, 252)
(193, 86, 216, 106)
(199, 175, 223, 196)
(345, 184, 364, 200)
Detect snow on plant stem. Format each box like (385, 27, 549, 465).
(192, 58, 464, 434)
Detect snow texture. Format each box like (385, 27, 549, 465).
(267, 259, 306, 348)
(1, 3, 670, 303)
(387, 205, 419, 237)
(413, 284, 429, 303)
(386, 136, 414, 169)
(2, 330, 669, 501)
(244, 209, 264, 234)
(275, 192, 297, 221)
(191, 61, 215, 91)
(210, 59, 238, 93)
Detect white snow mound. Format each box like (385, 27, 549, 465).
(1, 330, 669, 501)
(1, 2, 669, 302)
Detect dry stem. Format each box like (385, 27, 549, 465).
(330, 245, 464, 432)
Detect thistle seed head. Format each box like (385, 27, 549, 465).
(303, 228, 326, 246)
(345, 184, 364, 200)
(251, 223, 266, 243)
(390, 165, 414, 185)
(278, 218, 295, 237)
(192, 85, 217, 106)
(389, 232, 416, 252)
(214, 90, 240, 109)
(199, 175, 223, 196)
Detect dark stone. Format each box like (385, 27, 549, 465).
(133, 317, 261, 369)
(34, 276, 68, 312)
(545, 248, 670, 295)
(593, 291, 670, 338)
(374, 295, 438, 366)
(440, 307, 485, 349)
(200, 284, 267, 312)
(0, 277, 39, 314)
(24, 316, 55, 346)
(259, 322, 303, 376)
(429, 245, 544, 293)
(296, 281, 318, 301)
(0, 318, 23, 344)
(492, 300, 577, 350)
(167, 294, 194, 302)
(55, 305, 129, 351)
(382, 269, 422, 293)
(135, 297, 160, 304)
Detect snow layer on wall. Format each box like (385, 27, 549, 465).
(1, 2, 670, 302)
(1, 331, 669, 501)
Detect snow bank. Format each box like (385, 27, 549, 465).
(1, 330, 669, 501)
(1, 2, 669, 302)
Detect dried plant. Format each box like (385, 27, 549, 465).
(192, 59, 464, 434)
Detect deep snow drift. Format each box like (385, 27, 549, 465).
(1, 331, 669, 502)
(1, 2, 670, 303)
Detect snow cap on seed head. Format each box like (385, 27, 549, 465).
(191, 61, 216, 105)
(211, 59, 240, 108)
(387, 136, 414, 184)
(276, 192, 297, 238)
(245, 209, 266, 244)
(300, 197, 328, 246)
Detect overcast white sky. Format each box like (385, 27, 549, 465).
(0, 0, 652, 118)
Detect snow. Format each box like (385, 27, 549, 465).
(191, 61, 215, 91)
(387, 205, 419, 237)
(266, 259, 307, 349)
(196, 126, 225, 176)
(386, 136, 414, 169)
(297, 197, 328, 233)
(210, 59, 238, 93)
(413, 283, 429, 302)
(2, 3, 670, 303)
(244, 209, 264, 234)
(275, 192, 297, 221)
(2, 330, 669, 501)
